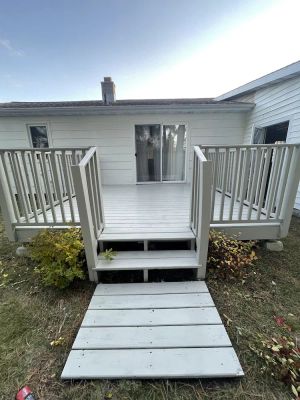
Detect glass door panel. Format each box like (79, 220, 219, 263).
(135, 125, 161, 182)
(162, 125, 186, 181)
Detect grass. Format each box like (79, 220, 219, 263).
(0, 216, 299, 400)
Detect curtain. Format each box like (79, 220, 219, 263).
(253, 127, 266, 144)
(135, 125, 161, 182)
(162, 125, 186, 181)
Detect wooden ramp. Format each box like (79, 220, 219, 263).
(61, 282, 244, 380)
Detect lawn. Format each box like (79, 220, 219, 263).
(0, 216, 299, 400)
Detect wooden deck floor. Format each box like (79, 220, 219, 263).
(28, 184, 273, 232)
(61, 281, 244, 380)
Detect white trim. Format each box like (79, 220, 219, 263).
(216, 61, 300, 101)
(26, 122, 52, 148)
(134, 123, 188, 184)
(0, 103, 254, 117)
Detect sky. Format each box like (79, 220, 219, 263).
(0, 0, 299, 102)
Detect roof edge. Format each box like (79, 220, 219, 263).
(215, 60, 300, 101)
(0, 102, 254, 117)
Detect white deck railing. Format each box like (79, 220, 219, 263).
(0, 148, 87, 239)
(201, 144, 300, 230)
(71, 147, 105, 281)
(190, 146, 213, 278)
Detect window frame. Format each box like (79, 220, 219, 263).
(26, 123, 52, 148)
(134, 122, 188, 184)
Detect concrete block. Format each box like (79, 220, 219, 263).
(16, 246, 29, 257)
(264, 240, 283, 252)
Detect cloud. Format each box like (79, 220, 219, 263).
(0, 38, 24, 56)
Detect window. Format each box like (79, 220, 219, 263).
(28, 125, 49, 148)
(135, 124, 186, 182)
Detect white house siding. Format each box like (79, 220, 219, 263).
(239, 75, 300, 209)
(0, 111, 247, 184)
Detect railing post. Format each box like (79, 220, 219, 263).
(71, 164, 98, 282)
(196, 155, 213, 279)
(279, 145, 300, 237)
(95, 147, 105, 229)
(0, 155, 17, 241)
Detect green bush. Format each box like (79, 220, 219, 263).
(29, 227, 85, 289)
(207, 229, 257, 279)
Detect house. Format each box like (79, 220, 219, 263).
(1, 62, 300, 381)
(0, 62, 299, 284)
(216, 60, 300, 211)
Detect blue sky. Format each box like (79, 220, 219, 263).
(0, 0, 299, 101)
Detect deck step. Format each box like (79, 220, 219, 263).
(98, 229, 195, 242)
(95, 250, 199, 271)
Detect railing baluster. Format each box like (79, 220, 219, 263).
(256, 147, 272, 219)
(265, 147, 282, 219)
(211, 148, 218, 220)
(0, 152, 21, 222)
(31, 151, 48, 222)
(10, 152, 29, 221)
(219, 147, 229, 221)
(40, 151, 57, 223)
(238, 148, 251, 220)
(61, 150, 75, 222)
(247, 147, 262, 220)
(50, 151, 66, 223)
(275, 147, 292, 219)
(21, 151, 39, 223)
(228, 148, 240, 221)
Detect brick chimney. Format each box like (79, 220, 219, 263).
(101, 77, 116, 104)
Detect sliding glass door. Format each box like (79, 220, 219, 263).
(135, 124, 186, 183)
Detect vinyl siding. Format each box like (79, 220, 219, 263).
(0, 111, 247, 184)
(240, 75, 300, 209)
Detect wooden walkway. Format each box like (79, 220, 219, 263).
(61, 281, 244, 379)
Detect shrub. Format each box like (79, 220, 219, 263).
(250, 335, 300, 399)
(29, 227, 85, 289)
(207, 229, 257, 279)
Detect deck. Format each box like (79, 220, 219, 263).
(27, 183, 274, 231)
(61, 281, 244, 379)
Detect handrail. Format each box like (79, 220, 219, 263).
(200, 143, 300, 148)
(0, 148, 86, 231)
(78, 146, 97, 166)
(71, 147, 105, 281)
(203, 144, 300, 227)
(0, 147, 90, 152)
(190, 146, 213, 278)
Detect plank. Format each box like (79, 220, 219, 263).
(82, 307, 221, 327)
(98, 232, 195, 241)
(94, 281, 208, 295)
(61, 348, 244, 379)
(89, 293, 214, 309)
(73, 325, 231, 349)
(95, 259, 199, 271)
(98, 250, 196, 260)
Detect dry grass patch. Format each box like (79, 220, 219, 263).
(0, 216, 299, 399)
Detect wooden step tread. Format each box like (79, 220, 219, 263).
(89, 293, 213, 309)
(94, 281, 208, 295)
(98, 230, 195, 241)
(95, 250, 199, 271)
